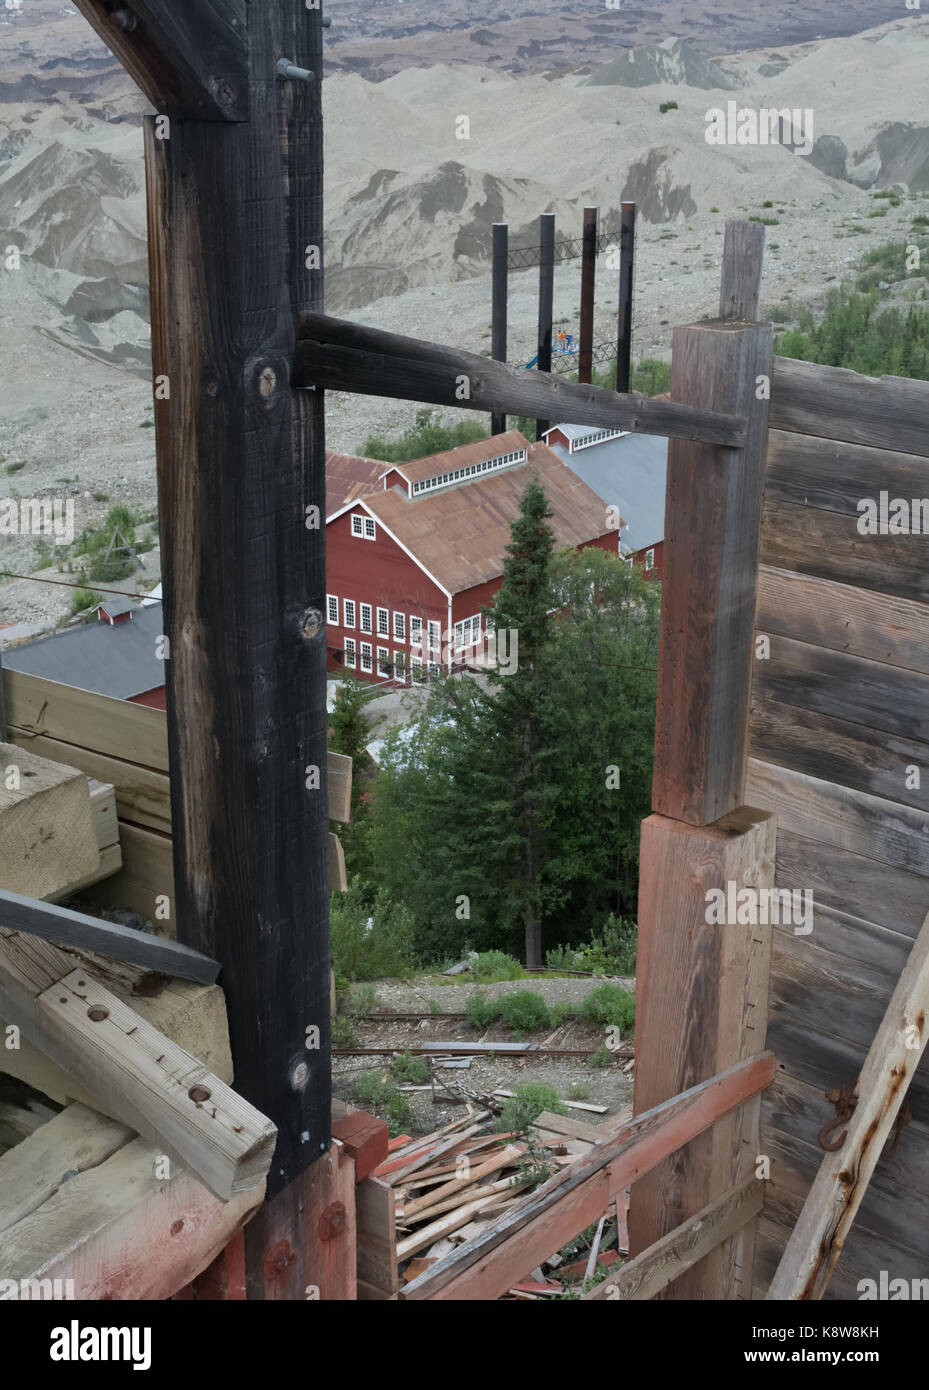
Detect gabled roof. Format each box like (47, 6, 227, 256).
(2, 602, 167, 700)
(325, 451, 386, 519)
(355, 437, 612, 594)
(397, 430, 527, 486)
(98, 595, 135, 619)
(548, 429, 668, 553)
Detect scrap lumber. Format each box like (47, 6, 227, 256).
(583, 1177, 764, 1300)
(401, 1146, 526, 1220)
(0, 742, 100, 901)
(766, 910, 929, 1301)
(401, 1051, 775, 1300)
(401, 1174, 528, 1229)
(0, 1105, 264, 1299)
(331, 1102, 389, 1184)
(356, 1175, 399, 1299)
(0, 888, 220, 984)
(533, 1110, 606, 1144)
(45, 779, 122, 902)
(397, 1180, 533, 1261)
(295, 313, 749, 448)
(0, 929, 275, 1199)
(382, 1122, 486, 1186)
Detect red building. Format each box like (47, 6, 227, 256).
(325, 431, 619, 683)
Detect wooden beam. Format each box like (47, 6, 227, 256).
(584, 1177, 764, 1300)
(71, 0, 249, 121)
(615, 201, 636, 393)
(0, 1109, 264, 1299)
(144, 2, 329, 1197)
(578, 206, 597, 385)
(491, 222, 508, 435)
(0, 889, 219, 984)
(629, 809, 776, 1298)
(766, 910, 929, 1300)
(0, 742, 99, 901)
(0, 929, 275, 1199)
(652, 317, 773, 823)
(356, 1175, 399, 1297)
(771, 356, 929, 456)
(295, 313, 748, 448)
(719, 219, 765, 321)
(535, 211, 555, 438)
(401, 1051, 775, 1300)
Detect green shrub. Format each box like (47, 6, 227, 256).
(392, 1050, 430, 1084)
(658, 101, 678, 114)
(343, 981, 378, 1015)
(351, 1072, 395, 1109)
(465, 992, 499, 1030)
(362, 407, 487, 464)
(470, 949, 524, 981)
(578, 983, 636, 1033)
(581, 914, 637, 976)
(387, 1091, 413, 1136)
(567, 1083, 590, 1100)
(586, 1045, 613, 1069)
(330, 881, 418, 981)
(4, 461, 26, 474)
(331, 1016, 358, 1047)
(498, 1083, 565, 1134)
(498, 990, 552, 1032)
(546, 943, 581, 970)
(70, 587, 103, 615)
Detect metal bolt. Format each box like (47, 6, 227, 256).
(113, 8, 137, 32)
(322, 16, 332, 27)
(276, 59, 315, 83)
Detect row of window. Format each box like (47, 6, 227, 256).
(622, 548, 656, 570)
(342, 640, 441, 680)
(328, 595, 452, 649)
(572, 428, 627, 453)
(350, 513, 377, 540)
(410, 448, 528, 497)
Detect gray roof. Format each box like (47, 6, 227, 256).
(98, 595, 136, 619)
(549, 430, 668, 553)
(3, 602, 166, 700)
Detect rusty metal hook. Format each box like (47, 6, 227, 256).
(818, 1084, 857, 1152)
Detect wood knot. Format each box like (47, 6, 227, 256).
(318, 1202, 346, 1242)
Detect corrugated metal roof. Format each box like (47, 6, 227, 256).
(361, 438, 613, 594)
(549, 430, 668, 553)
(3, 602, 167, 700)
(397, 430, 527, 484)
(325, 452, 386, 518)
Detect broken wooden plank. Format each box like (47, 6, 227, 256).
(397, 1180, 533, 1261)
(295, 313, 748, 448)
(0, 743, 99, 901)
(584, 1177, 763, 1300)
(0, 930, 274, 1199)
(356, 1175, 398, 1297)
(0, 888, 220, 984)
(401, 1145, 525, 1220)
(766, 910, 929, 1301)
(402, 1051, 775, 1300)
(327, 752, 352, 825)
(533, 1111, 605, 1144)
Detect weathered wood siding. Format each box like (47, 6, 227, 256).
(747, 356, 929, 1298)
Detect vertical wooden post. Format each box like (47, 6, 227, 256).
(628, 223, 775, 1299)
(143, 0, 329, 1215)
(0, 647, 7, 741)
(719, 219, 765, 322)
(491, 222, 508, 435)
(578, 206, 597, 385)
(615, 201, 636, 393)
(535, 212, 555, 440)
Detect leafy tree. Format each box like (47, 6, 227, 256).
(328, 678, 374, 874)
(73, 504, 138, 583)
(775, 287, 929, 380)
(362, 408, 488, 463)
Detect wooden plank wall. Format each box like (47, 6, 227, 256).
(746, 357, 929, 1298)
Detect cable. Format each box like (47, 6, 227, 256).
(0, 570, 158, 603)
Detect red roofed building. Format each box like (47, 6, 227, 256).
(325, 431, 620, 683)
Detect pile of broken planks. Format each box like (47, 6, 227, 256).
(375, 1104, 635, 1299)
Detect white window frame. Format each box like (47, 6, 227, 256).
(343, 637, 356, 669)
(364, 516, 376, 539)
(351, 513, 364, 537)
(360, 603, 372, 633)
(360, 641, 373, 673)
(394, 649, 406, 676)
(428, 660, 441, 677)
(327, 594, 338, 624)
(427, 620, 440, 653)
(376, 646, 391, 675)
(393, 611, 406, 640)
(453, 614, 481, 652)
(376, 606, 389, 638)
(411, 654, 424, 683)
(351, 512, 376, 540)
(410, 616, 423, 647)
(343, 598, 355, 628)
(645, 548, 655, 571)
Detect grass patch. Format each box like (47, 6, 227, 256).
(497, 1083, 565, 1134)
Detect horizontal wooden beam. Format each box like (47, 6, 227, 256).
(401, 1050, 775, 1300)
(294, 313, 747, 448)
(71, 0, 249, 121)
(584, 1177, 763, 1300)
(766, 910, 929, 1300)
(0, 888, 219, 984)
(0, 929, 275, 1200)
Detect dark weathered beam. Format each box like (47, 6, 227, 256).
(535, 211, 555, 439)
(145, 1, 329, 1203)
(0, 888, 220, 984)
(295, 313, 747, 447)
(72, 0, 249, 121)
(616, 201, 636, 393)
(491, 222, 508, 436)
(578, 206, 597, 385)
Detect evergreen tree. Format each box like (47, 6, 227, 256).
(328, 678, 374, 875)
